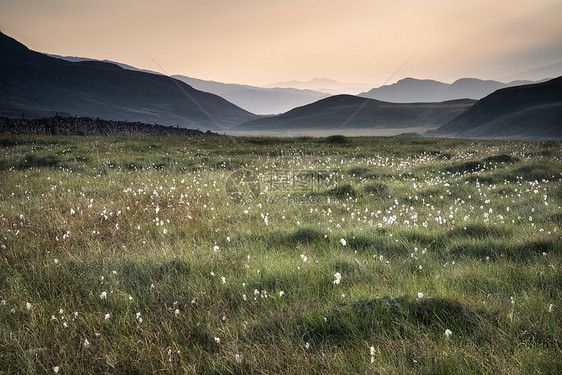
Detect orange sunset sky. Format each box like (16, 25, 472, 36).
(1, 0, 561, 87)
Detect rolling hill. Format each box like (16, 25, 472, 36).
(0, 32, 257, 130)
(172, 75, 329, 115)
(233, 95, 475, 131)
(430, 76, 562, 140)
(359, 77, 538, 103)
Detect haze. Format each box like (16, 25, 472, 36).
(1, 0, 561, 87)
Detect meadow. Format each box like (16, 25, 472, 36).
(0, 134, 560, 374)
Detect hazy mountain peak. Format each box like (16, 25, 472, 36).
(359, 76, 544, 103)
(263, 78, 374, 95)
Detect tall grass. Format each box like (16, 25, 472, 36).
(0, 135, 560, 374)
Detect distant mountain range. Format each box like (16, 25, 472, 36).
(430, 76, 562, 140)
(233, 95, 475, 131)
(0, 32, 257, 130)
(2, 31, 561, 139)
(359, 77, 543, 103)
(263, 78, 374, 95)
(172, 75, 329, 115)
(47, 55, 330, 115)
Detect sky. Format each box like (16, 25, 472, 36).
(1, 0, 561, 87)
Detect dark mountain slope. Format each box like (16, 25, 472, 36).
(0, 32, 257, 130)
(432, 77, 562, 140)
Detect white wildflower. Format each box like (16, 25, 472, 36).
(333, 272, 341, 285)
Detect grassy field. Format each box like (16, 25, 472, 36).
(0, 135, 560, 374)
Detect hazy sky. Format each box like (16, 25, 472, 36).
(1, 0, 561, 86)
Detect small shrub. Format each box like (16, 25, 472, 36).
(290, 228, 324, 243)
(364, 182, 388, 195)
(323, 135, 349, 144)
(327, 183, 356, 198)
(482, 154, 519, 164)
(446, 161, 483, 174)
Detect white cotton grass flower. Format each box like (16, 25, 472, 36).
(26, 302, 31, 310)
(548, 304, 553, 312)
(235, 354, 241, 364)
(104, 313, 110, 320)
(52, 366, 60, 373)
(370, 346, 375, 363)
(417, 292, 424, 299)
(333, 272, 341, 285)
(100, 291, 107, 300)
(174, 308, 180, 316)
(214, 337, 220, 343)
(305, 342, 310, 349)
(340, 238, 346, 246)
(444, 329, 453, 338)
(83, 338, 90, 348)
(213, 245, 220, 252)
(279, 291, 285, 297)
(221, 276, 226, 284)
